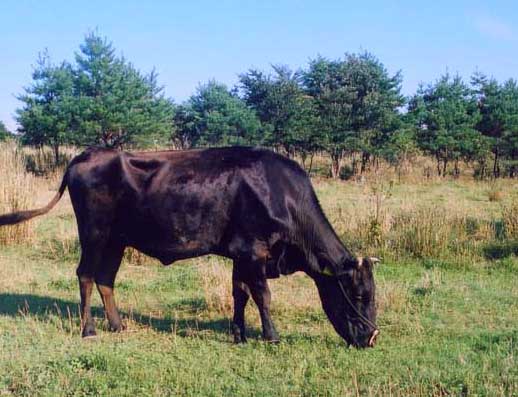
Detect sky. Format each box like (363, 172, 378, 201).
(1, 0, 518, 131)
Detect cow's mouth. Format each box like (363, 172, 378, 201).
(368, 329, 379, 347)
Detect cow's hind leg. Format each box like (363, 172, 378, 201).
(232, 263, 251, 343)
(77, 250, 99, 338)
(95, 242, 125, 333)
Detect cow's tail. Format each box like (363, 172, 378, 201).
(0, 170, 68, 227)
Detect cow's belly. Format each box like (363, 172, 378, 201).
(119, 209, 226, 265)
(130, 243, 213, 266)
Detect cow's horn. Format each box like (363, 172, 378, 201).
(356, 256, 363, 268)
(369, 257, 381, 264)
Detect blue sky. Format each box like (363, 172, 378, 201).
(1, 0, 517, 131)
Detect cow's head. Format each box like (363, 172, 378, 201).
(311, 256, 379, 348)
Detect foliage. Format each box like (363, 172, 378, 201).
(302, 53, 404, 177)
(173, 81, 262, 147)
(72, 33, 174, 148)
(12, 33, 518, 179)
(16, 33, 174, 158)
(239, 65, 320, 161)
(408, 74, 489, 176)
(16, 52, 75, 162)
(0, 121, 10, 141)
(472, 72, 518, 177)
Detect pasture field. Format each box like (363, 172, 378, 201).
(0, 145, 518, 396)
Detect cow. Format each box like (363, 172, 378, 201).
(0, 146, 379, 348)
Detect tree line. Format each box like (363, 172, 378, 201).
(10, 33, 518, 178)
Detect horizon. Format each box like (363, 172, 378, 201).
(1, 0, 518, 131)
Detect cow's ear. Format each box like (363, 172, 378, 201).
(318, 255, 339, 276)
(321, 256, 355, 276)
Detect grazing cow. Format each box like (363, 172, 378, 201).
(0, 147, 379, 347)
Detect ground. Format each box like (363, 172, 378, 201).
(0, 175, 517, 396)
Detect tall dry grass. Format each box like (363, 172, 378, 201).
(196, 257, 233, 317)
(0, 142, 38, 245)
(22, 145, 77, 178)
(502, 200, 518, 240)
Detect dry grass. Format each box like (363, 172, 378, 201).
(318, 174, 517, 261)
(502, 200, 518, 239)
(22, 145, 78, 179)
(196, 257, 233, 317)
(0, 142, 38, 245)
(488, 189, 504, 202)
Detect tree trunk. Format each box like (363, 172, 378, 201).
(510, 150, 516, 178)
(300, 152, 307, 171)
(330, 151, 342, 179)
(493, 149, 500, 178)
(454, 160, 460, 178)
(307, 153, 315, 175)
(478, 160, 486, 179)
(360, 152, 370, 174)
(53, 143, 60, 166)
(442, 159, 448, 177)
(352, 153, 358, 175)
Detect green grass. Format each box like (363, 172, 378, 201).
(1, 178, 518, 396)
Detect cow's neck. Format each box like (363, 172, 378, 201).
(296, 200, 356, 271)
(312, 219, 355, 266)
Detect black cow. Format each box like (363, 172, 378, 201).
(0, 146, 379, 347)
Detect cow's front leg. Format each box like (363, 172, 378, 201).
(232, 263, 250, 343)
(232, 279, 250, 343)
(248, 277, 280, 343)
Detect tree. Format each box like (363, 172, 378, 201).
(174, 80, 262, 147)
(16, 33, 175, 156)
(0, 121, 10, 141)
(239, 65, 319, 159)
(303, 53, 404, 178)
(408, 74, 486, 176)
(171, 104, 199, 149)
(473, 72, 518, 177)
(73, 33, 174, 147)
(16, 52, 75, 162)
(284, 94, 321, 172)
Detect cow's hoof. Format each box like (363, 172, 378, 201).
(263, 330, 280, 343)
(264, 338, 280, 344)
(81, 327, 97, 338)
(233, 331, 247, 344)
(109, 322, 126, 333)
(232, 324, 247, 343)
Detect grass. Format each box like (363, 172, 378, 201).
(0, 145, 518, 396)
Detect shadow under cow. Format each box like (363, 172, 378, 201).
(0, 293, 259, 339)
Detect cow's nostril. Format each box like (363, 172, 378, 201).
(368, 329, 379, 347)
